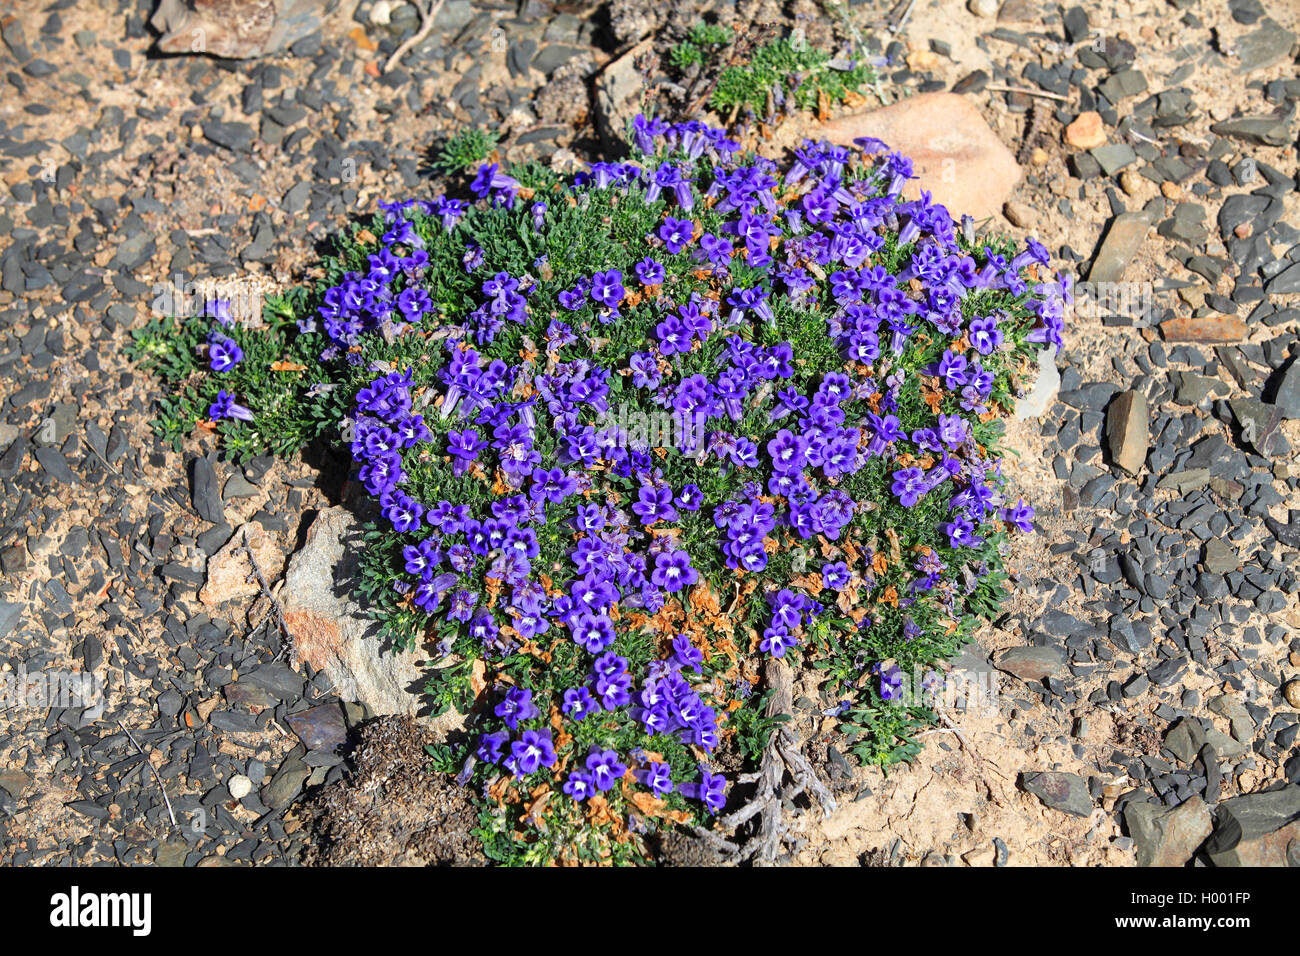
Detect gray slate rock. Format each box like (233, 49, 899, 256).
(190, 457, 225, 524)
(1021, 771, 1093, 817)
(1204, 784, 1300, 859)
(1125, 796, 1212, 866)
(996, 645, 1065, 682)
(1089, 211, 1153, 283)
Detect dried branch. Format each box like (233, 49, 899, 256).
(985, 85, 1071, 103)
(239, 536, 293, 661)
(118, 720, 177, 827)
(384, 0, 445, 74)
(688, 657, 837, 865)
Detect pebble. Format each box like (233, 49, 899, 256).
(1003, 200, 1032, 227)
(1021, 771, 1093, 817)
(228, 774, 253, 800)
(1064, 111, 1106, 150)
(1285, 681, 1300, 709)
(1106, 389, 1148, 475)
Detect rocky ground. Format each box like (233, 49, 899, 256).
(0, 0, 1297, 867)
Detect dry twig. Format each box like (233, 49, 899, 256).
(985, 85, 1071, 103)
(118, 720, 177, 827)
(690, 658, 837, 864)
(384, 0, 446, 74)
(239, 536, 294, 660)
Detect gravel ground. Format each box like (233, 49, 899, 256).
(1, 0, 1297, 867)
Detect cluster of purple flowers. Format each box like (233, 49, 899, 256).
(287, 114, 1062, 832)
(633, 658, 720, 752)
(760, 588, 821, 658)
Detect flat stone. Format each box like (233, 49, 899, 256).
(202, 121, 255, 152)
(285, 702, 348, 752)
(1229, 398, 1284, 457)
(1089, 211, 1152, 283)
(282, 507, 451, 722)
(260, 749, 310, 811)
(190, 457, 225, 524)
(1204, 785, 1300, 863)
(1158, 315, 1247, 343)
(1202, 538, 1238, 574)
(1106, 389, 1148, 475)
(1126, 796, 1213, 866)
(1172, 371, 1229, 405)
(198, 524, 285, 608)
(1267, 262, 1300, 296)
(995, 645, 1065, 682)
(810, 93, 1021, 220)
(1210, 115, 1293, 147)
(1090, 142, 1137, 176)
(593, 38, 652, 151)
(1065, 111, 1106, 150)
(1164, 717, 1207, 763)
(1234, 21, 1298, 74)
(1015, 347, 1059, 419)
(153, 0, 327, 58)
(1021, 771, 1093, 817)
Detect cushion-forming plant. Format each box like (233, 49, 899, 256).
(134, 116, 1067, 864)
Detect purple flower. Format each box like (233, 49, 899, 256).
(648, 162, 694, 209)
(675, 483, 702, 511)
(629, 351, 661, 389)
(571, 612, 615, 653)
(530, 467, 577, 504)
(891, 466, 927, 508)
(651, 549, 698, 593)
(659, 217, 694, 254)
(635, 257, 665, 285)
(447, 428, 486, 474)
(935, 350, 969, 391)
(877, 663, 904, 701)
(821, 561, 850, 590)
(944, 514, 983, 548)
(1004, 498, 1035, 533)
(562, 686, 597, 720)
(636, 760, 673, 797)
(476, 731, 507, 764)
(767, 428, 809, 474)
(585, 749, 628, 791)
(206, 299, 233, 326)
(590, 269, 625, 309)
(632, 482, 679, 525)
(595, 671, 632, 709)
(208, 337, 243, 372)
(760, 625, 798, 657)
(679, 765, 726, 813)
(632, 113, 670, 154)
(655, 316, 692, 355)
(563, 770, 595, 801)
(470, 162, 520, 204)
(967, 314, 1004, 355)
(672, 633, 703, 672)
(726, 285, 773, 323)
(510, 728, 557, 775)
(494, 686, 538, 730)
(209, 389, 253, 421)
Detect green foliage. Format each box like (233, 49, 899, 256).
(669, 21, 734, 70)
(433, 127, 499, 176)
(710, 38, 875, 115)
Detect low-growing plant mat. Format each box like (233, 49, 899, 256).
(133, 118, 1066, 865)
